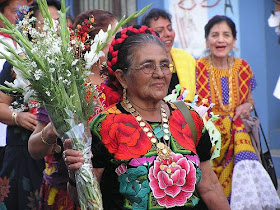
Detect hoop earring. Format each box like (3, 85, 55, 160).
(123, 88, 127, 101)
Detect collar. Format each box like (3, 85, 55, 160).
(0, 32, 12, 39)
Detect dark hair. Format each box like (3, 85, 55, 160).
(204, 15, 237, 39)
(66, 13, 74, 25)
(141, 8, 172, 27)
(73, 9, 116, 41)
(30, 0, 61, 18)
(0, 0, 9, 13)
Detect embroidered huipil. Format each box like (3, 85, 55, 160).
(90, 102, 212, 209)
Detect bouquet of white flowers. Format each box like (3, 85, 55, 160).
(0, 0, 151, 209)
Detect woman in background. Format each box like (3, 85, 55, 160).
(28, 9, 118, 209)
(0, 0, 61, 209)
(196, 15, 280, 209)
(141, 8, 196, 102)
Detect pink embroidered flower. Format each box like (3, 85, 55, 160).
(148, 153, 196, 208)
(0, 177, 10, 202)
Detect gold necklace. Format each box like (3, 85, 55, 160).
(122, 99, 172, 160)
(208, 56, 234, 112)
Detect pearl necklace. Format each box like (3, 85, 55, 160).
(209, 56, 234, 112)
(122, 99, 172, 160)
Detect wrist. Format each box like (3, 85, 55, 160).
(41, 127, 57, 145)
(11, 111, 19, 126)
(246, 101, 254, 111)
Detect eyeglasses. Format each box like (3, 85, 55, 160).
(130, 63, 174, 75)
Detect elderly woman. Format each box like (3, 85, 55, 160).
(196, 15, 280, 209)
(64, 25, 230, 210)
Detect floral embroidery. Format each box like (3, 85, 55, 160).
(100, 114, 152, 160)
(118, 166, 150, 209)
(129, 156, 156, 167)
(169, 110, 196, 153)
(0, 177, 10, 202)
(115, 163, 127, 176)
(185, 154, 200, 166)
(169, 109, 203, 154)
(27, 190, 40, 210)
(44, 155, 57, 176)
(148, 153, 196, 208)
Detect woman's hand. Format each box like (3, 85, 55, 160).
(233, 102, 252, 121)
(16, 112, 37, 131)
(63, 139, 85, 171)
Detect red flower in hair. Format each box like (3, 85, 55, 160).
(70, 15, 95, 56)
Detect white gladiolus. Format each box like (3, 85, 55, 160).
(93, 29, 108, 44)
(23, 89, 34, 102)
(84, 42, 105, 69)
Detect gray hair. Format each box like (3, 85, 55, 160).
(117, 33, 166, 74)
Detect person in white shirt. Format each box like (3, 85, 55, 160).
(268, 1, 280, 99)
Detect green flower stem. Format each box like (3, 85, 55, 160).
(95, 4, 152, 55)
(0, 17, 33, 50)
(0, 85, 24, 94)
(37, 0, 54, 28)
(0, 1, 154, 209)
(59, 0, 70, 54)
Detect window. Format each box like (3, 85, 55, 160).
(71, 0, 137, 25)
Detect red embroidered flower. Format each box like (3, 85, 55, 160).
(149, 153, 196, 208)
(100, 114, 152, 160)
(169, 109, 203, 154)
(0, 177, 10, 202)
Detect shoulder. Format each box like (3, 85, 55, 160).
(0, 36, 15, 50)
(196, 57, 208, 69)
(234, 58, 253, 73)
(0, 62, 14, 85)
(169, 102, 204, 131)
(171, 48, 195, 62)
(234, 57, 248, 65)
(89, 103, 125, 129)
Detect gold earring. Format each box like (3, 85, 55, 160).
(123, 88, 127, 101)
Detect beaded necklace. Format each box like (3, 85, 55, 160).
(122, 98, 172, 160)
(209, 56, 234, 112)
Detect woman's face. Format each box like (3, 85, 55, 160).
(149, 17, 175, 54)
(35, 6, 59, 29)
(123, 42, 171, 103)
(0, 0, 28, 27)
(206, 21, 236, 58)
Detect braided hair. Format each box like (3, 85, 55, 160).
(103, 25, 161, 105)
